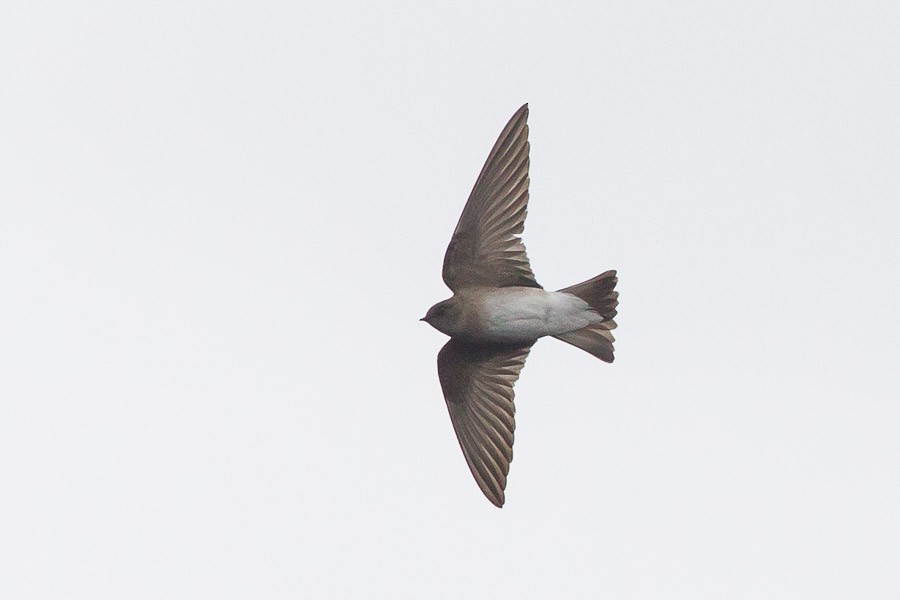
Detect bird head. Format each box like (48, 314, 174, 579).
(420, 298, 458, 335)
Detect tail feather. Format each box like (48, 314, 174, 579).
(554, 270, 618, 362)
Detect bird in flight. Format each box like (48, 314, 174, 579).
(421, 104, 619, 507)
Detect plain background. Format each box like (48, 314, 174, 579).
(2, 2, 898, 598)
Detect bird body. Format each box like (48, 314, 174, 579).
(421, 104, 619, 507)
(425, 287, 604, 344)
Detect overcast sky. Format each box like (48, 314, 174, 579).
(2, 2, 898, 598)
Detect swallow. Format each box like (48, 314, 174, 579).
(421, 104, 618, 507)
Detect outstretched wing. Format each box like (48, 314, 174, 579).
(437, 339, 533, 507)
(442, 104, 541, 291)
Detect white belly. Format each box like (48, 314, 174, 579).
(477, 288, 602, 343)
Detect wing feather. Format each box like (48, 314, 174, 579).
(442, 104, 541, 290)
(437, 339, 532, 507)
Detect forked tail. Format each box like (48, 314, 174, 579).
(553, 270, 618, 362)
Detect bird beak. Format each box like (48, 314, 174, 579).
(419, 317, 427, 321)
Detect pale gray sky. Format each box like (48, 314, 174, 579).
(2, 2, 898, 598)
